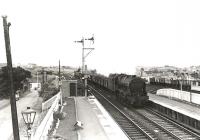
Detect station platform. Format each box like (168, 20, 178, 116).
(148, 93, 200, 121)
(75, 96, 129, 140)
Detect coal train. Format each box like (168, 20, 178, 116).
(89, 73, 149, 106)
(149, 77, 200, 92)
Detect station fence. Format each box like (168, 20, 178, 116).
(42, 93, 61, 111)
(33, 92, 61, 140)
(157, 88, 200, 105)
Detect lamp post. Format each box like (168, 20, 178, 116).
(21, 107, 36, 140)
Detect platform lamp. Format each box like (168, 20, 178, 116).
(21, 107, 36, 140)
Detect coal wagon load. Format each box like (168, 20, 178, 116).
(90, 74, 108, 88)
(149, 76, 195, 92)
(181, 80, 191, 91)
(191, 80, 200, 92)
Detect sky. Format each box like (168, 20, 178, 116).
(0, 0, 200, 76)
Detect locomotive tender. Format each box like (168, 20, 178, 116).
(90, 73, 149, 106)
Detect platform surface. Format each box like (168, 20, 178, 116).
(148, 93, 200, 121)
(55, 98, 77, 140)
(75, 97, 129, 140)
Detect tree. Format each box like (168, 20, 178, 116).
(0, 66, 31, 98)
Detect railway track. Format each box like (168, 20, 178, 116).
(88, 86, 155, 140)
(136, 108, 200, 140)
(89, 84, 200, 140)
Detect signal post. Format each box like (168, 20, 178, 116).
(75, 35, 94, 97)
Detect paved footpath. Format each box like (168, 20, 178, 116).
(0, 99, 9, 110)
(0, 90, 40, 140)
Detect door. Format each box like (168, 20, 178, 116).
(70, 83, 77, 96)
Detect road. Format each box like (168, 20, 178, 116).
(0, 90, 40, 140)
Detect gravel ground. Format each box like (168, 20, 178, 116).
(55, 97, 78, 140)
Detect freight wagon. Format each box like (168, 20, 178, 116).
(149, 77, 200, 93)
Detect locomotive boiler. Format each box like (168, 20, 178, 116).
(113, 74, 148, 106)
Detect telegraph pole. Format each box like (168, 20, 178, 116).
(45, 71, 47, 82)
(37, 71, 39, 83)
(42, 68, 44, 85)
(58, 60, 62, 105)
(2, 16, 20, 140)
(59, 60, 61, 81)
(41, 68, 45, 93)
(75, 35, 95, 96)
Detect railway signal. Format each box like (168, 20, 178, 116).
(74, 35, 95, 74)
(85, 34, 94, 44)
(74, 35, 95, 96)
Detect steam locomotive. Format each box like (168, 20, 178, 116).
(89, 73, 149, 106)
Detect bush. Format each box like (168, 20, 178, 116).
(53, 111, 66, 120)
(42, 88, 59, 101)
(39, 79, 59, 101)
(0, 66, 31, 98)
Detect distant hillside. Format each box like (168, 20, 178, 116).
(0, 63, 6, 68)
